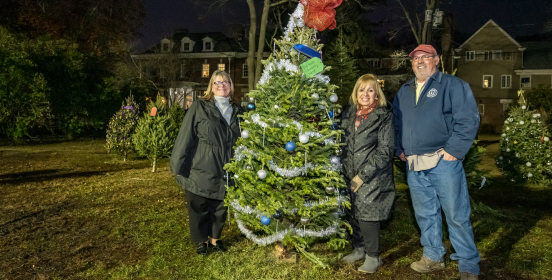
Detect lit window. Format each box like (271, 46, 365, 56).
(483, 75, 493, 88)
(202, 64, 209, 78)
(466, 51, 475, 61)
(218, 63, 225, 71)
(521, 76, 531, 88)
(243, 64, 248, 78)
(501, 75, 511, 88)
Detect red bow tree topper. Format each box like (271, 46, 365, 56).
(300, 0, 343, 31)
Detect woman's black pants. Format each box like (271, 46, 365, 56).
(185, 190, 227, 244)
(347, 189, 381, 258)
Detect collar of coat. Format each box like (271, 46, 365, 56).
(345, 101, 392, 133)
(403, 70, 444, 88)
(346, 101, 392, 120)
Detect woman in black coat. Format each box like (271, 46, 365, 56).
(170, 70, 242, 255)
(340, 74, 396, 273)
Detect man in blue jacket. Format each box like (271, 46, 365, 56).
(393, 44, 481, 280)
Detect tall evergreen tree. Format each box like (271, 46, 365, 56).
(325, 38, 359, 108)
(224, 3, 350, 267)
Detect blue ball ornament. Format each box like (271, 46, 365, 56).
(247, 103, 256, 110)
(285, 141, 296, 152)
(328, 110, 334, 118)
(331, 123, 339, 130)
(261, 215, 271, 225)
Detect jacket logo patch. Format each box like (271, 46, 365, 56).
(427, 88, 438, 98)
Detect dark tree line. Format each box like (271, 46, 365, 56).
(0, 0, 149, 140)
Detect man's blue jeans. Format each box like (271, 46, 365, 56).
(407, 157, 480, 275)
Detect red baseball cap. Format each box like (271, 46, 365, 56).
(409, 44, 438, 58)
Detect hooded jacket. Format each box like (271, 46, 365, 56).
(341, 102, 395, 221)
(392, 70, 480, 160)
(170, 98, 242, 200)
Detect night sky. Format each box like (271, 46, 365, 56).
(136, 0, 551, 52)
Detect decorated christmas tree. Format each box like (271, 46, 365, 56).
(106, 95, 140, 161)
(133, 97, 177, 172)
(224, 1, 351, 266)
(497, 90, 552, 184)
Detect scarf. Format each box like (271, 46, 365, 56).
(354, 100, 377, 131)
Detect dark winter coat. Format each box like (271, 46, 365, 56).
(340, 102, 396, 221)
(170, 98, 242, 200)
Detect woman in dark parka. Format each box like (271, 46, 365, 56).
(170, 70, 242, 255)
(340, 74, 396, 273)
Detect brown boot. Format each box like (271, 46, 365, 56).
(410, 257, 445, 273)
(460, 272, 479, 280)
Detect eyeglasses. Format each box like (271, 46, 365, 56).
(214, 81, 230, 86)
(411, 55, 434, 62)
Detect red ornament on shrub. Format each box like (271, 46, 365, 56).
(300, 0, 343, 31)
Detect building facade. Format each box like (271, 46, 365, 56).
(133, 29, 269, 108)
(454, 20, 552, 133)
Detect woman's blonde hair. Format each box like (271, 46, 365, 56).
(201, 70, 235, 101)
(350, 74, 387, 107)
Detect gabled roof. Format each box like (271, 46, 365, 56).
(456, 19, 523, 50)
(522, 41, 552, 69)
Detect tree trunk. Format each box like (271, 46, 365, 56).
(247, 0, 257, 91)
(421, 0, 435, 44)
(441, 13, 453, 73)
(255, 0, 271, 85)
(152, 158, 157, 172)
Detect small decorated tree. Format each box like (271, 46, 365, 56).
(497, 90, 552, 184)
(133, 97, 177, 172)
(105, 95, 140, 161)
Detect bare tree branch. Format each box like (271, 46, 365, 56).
(397, 0, 421, 44)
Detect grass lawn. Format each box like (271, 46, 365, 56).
(1, 136, 551, 279)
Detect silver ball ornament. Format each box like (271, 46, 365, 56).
(330, 156, 340, 164)
(299, 134, 309, 144)
(300, 217, 310, 224)
(249, 97, 254, 102)
(318, 104, 326, 109)
(241, 130, 250, 139)
(274, 104, 279, 109)
(329, 94, 338, 103)
(257, 169, 267, 179)
(335, 148, 343, 156)
(325, 186, 335, 194)
(245, 164, 253, 170)
(312, 93, 319, 100)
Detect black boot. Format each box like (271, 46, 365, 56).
(211, 240, 226, 253)
(196, 242, 208, 255)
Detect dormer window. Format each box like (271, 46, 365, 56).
(161, 38, 172, 53)
(202, 36, 214, 52)
(181, 37, 194, 52)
